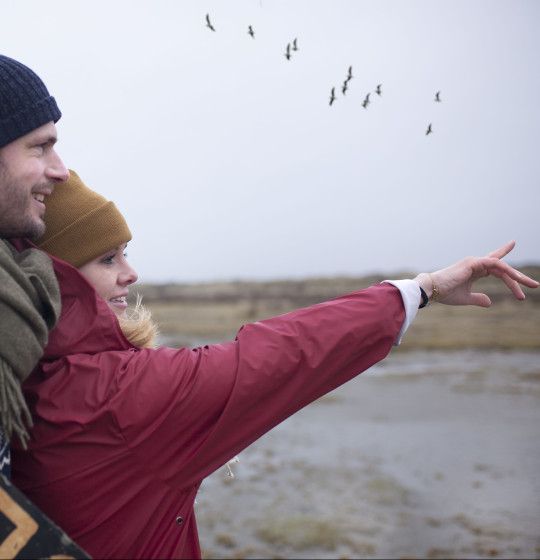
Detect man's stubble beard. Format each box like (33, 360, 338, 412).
(0, 160, 49, 239)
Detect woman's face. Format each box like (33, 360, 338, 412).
(78, 243, 138, 316)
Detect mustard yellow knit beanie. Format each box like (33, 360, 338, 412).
(37, 170, 132, 267)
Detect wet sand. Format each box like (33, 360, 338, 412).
(196, 349, 540, 559)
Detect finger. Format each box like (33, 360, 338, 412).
(511, 269, 540, 288)
(500, 272, 526, 300)
(499, 266, 539, 288)
(468, 292, 492, 308)
(482, 258, 539, 288)
(486, 240, 515, 259)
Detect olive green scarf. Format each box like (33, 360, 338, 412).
(0, 240, 61, 448)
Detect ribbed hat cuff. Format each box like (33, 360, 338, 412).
(0, 95, 61, 148)
(38, 202, 132, 268)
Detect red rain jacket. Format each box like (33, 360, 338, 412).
(12, 251, 404, 559)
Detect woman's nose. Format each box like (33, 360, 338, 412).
(119, 263, 138, 286)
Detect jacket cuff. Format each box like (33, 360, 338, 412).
(381, 279, 421, 345)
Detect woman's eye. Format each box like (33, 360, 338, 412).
(101, 255, 115, 265)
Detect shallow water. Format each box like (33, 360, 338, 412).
(196, 349, 540, 559)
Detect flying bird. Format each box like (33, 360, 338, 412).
(342, 80, 348, 95)
(375, 84, 382, 96)
(292, 38, 298, 51)
(248, 25, 255, 38)
(329, 87, 336, 106)
(347, 66, 353, 80)
(284, 43, 291, 60)
(205, 14, 215, 32)
(435, 91, 441, 102)
(426, 123, 433, 135)
(362, 95, 370, 109)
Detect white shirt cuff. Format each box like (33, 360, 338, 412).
(381, 279, 421, 345)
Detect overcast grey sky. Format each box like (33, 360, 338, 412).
(4, 0, 539, 282)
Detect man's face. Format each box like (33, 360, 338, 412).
(0, 122, 69, 239)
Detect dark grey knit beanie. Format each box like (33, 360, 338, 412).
(0, 54, 61, 149)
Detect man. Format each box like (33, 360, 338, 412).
(0, 54, 69, 478)
(0, 54, 91, 559)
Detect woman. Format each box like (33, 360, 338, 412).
(32, 170, 157, 348)
(11, 171, 538, 559)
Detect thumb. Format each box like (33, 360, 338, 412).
(468, 292, 492, 308)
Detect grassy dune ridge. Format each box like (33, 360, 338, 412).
(133, 266, 540, 350)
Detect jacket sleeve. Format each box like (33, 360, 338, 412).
(111, 283, 405, 489)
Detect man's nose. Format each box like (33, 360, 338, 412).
(45, 149, 69, 183)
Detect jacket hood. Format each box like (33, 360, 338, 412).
(46, 255, 134, 359)
(11, 238, 133, 360)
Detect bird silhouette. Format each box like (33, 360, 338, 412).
(292, 38, 298, 51)
(284, 43, 291, 60)
(205, 14, 216, 32)
(435, 91, 441, 102)
(329, 87, 336, 106)
(362, 94, 370, 109)
(375, 84, 382, 96)
(248, 25, 255, 38)
(342, 80, 348, 95)
(426, 123, 433, 135)
(347, 66, 353, 80)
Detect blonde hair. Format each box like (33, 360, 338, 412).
(117, 295, 159, 349)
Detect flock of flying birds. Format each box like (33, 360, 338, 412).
(205, 14, 442, 136)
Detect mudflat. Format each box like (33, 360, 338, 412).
(196, 349, 540, 559)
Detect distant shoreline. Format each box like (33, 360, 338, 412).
(138, 266, 540, 351)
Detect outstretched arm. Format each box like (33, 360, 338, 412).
(414, 240, 538, 307)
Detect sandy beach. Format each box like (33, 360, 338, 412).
(195, 349, 540, 559)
